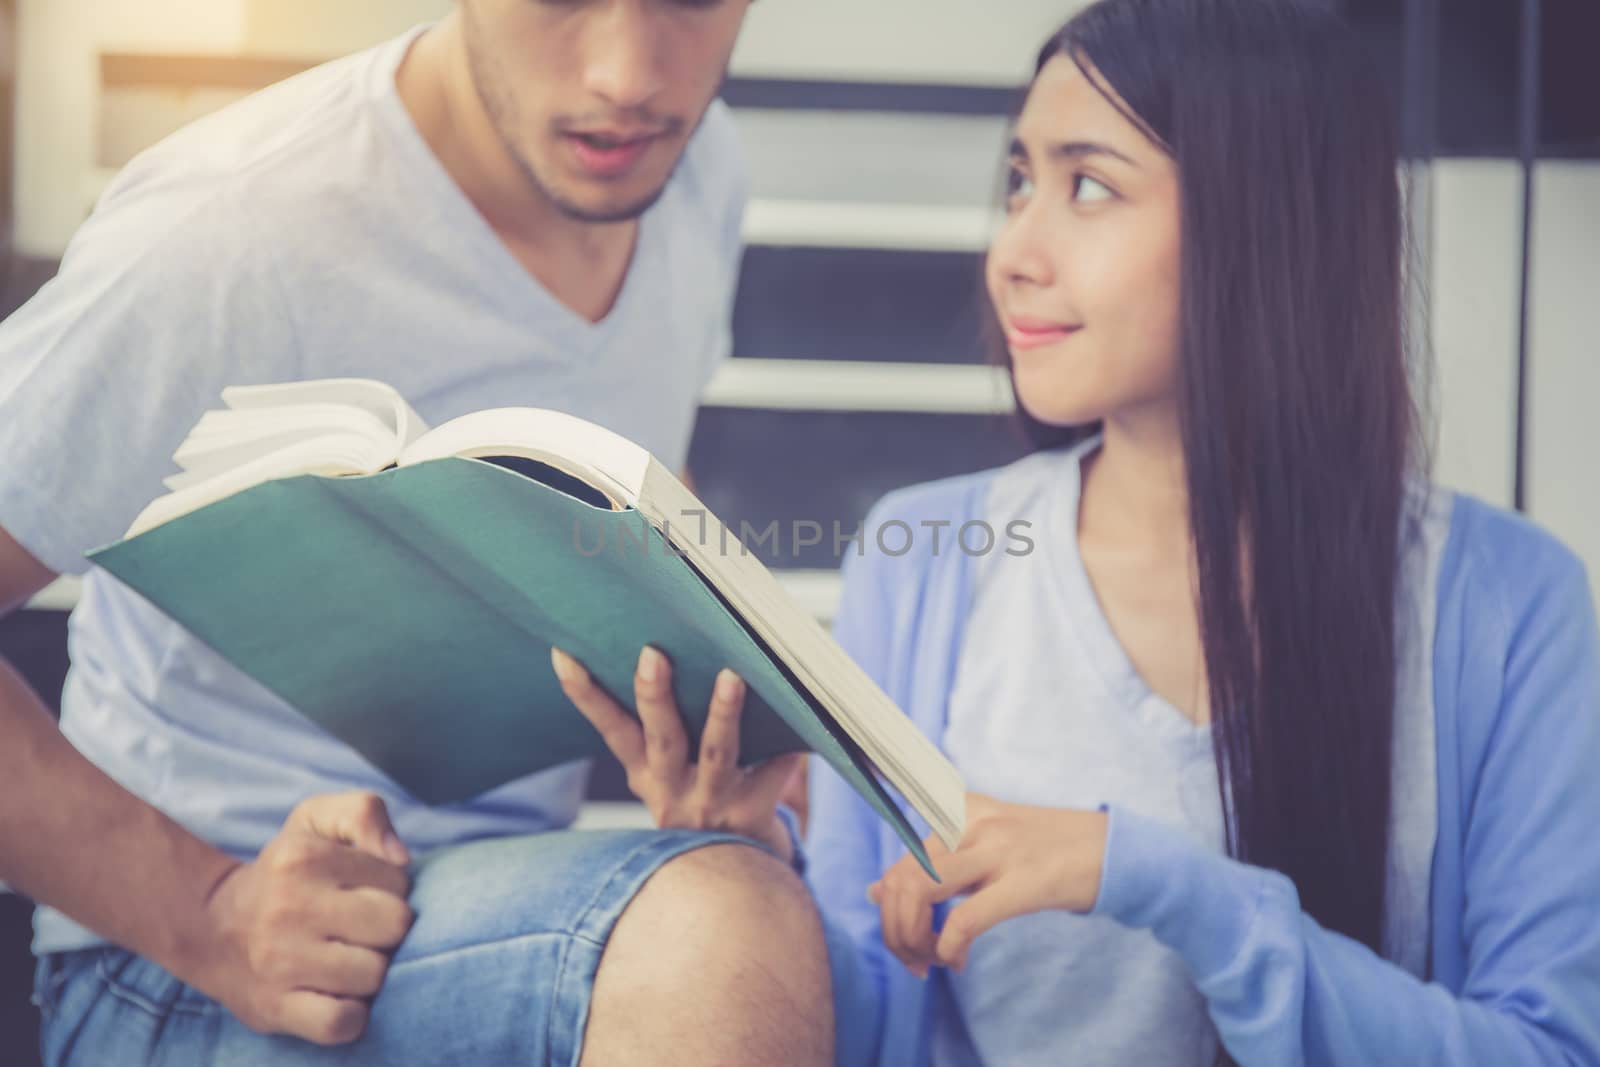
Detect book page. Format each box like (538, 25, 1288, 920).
(221, 378, 428, 445)
(128, 379, 420, 536)
(124, 433, 395, 539)
(398, 407, 651, 509)
(166, 404, 400, 491)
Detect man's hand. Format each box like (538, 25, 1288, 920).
(198, 792, 416, 1045)
(552, 645, 804, 862)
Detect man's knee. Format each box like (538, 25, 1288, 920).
(583, 842, 833, 1065)
(634, 841, 816, 936)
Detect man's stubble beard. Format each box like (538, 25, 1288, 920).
(462, 28, 698, 225)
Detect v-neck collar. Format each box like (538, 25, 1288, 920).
(1045, 438, 1213, 745)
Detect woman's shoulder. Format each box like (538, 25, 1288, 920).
(862, 469, 995, 529)
(863, 442, 1094, 529)
(1430, 489, 1597, 757)
(1435, 490, 1593, 625)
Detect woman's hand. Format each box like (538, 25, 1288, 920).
(868, 793, 1109, 977)
(551, 645, 804, 862)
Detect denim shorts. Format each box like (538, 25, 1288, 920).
(32, 828, 876, 1066)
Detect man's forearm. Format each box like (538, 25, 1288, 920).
(0, 655, 238, 979)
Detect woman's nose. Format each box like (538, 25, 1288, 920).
(988, 209, 1057, 290)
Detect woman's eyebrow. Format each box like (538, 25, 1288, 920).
(1009, 136, 1140, 169)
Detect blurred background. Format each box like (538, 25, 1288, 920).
(0, 0, 1596, 1056)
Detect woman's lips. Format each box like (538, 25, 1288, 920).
(1005, 317, 1083, 351)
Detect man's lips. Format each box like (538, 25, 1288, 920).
(566, 127, 666, 144)
(563, 130, 662, 178)
(1004, 315, 1083, 351)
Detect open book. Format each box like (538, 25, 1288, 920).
(92, 379, 965, 874)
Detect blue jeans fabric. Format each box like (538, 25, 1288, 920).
(33, 829, 875, 1066)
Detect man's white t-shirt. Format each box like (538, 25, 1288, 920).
(0, 27, 747, 954)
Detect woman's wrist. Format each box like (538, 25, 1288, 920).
(1029, 806, 1111, 913)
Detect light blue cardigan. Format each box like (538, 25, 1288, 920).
(806, 468, 1600, 1066)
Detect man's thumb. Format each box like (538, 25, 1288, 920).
(295, 791, 410, 867)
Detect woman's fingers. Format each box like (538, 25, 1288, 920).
(905, 838, 964, 974)
(878, 878, 913, 973)
(936, 881, 1024, 971)
(924, 849, 991, 906)
(899, 879, 938, 976)
(552, 648, 646, 771)
(634, 646, 689, 788)
(695, 669, 744, 793)
(872, 841, 998, 977)
(557, 645, 797, 844)
(873, 854, 936, 977)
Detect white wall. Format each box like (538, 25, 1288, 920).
(14, 0, 251, 254)
(16, 0, 441, 255)
(1429, 161, 1523, 509)
(732, 0, 1082, 85)
(1526, 164, 1600, 606)
(231, 0, 1086, 84)
(1426, 159, 1600, 606)
(238, 0, 441, 54)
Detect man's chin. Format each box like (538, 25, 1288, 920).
(546, 183, 669, 225)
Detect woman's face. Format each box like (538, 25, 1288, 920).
(986, 55, 1183, 430)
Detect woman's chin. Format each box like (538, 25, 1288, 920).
(1013, 391, 1111, 431)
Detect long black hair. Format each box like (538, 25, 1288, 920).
(993, 0, 1428, 984)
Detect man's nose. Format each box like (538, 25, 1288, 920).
(582, 3, 667, 112)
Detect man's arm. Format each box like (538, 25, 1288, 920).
(0, 524, 239, 962)
(0, 525, 415, 1044)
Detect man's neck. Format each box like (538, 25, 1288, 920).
(394, 16, 637, 322)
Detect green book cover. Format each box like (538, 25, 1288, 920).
(89, 455, 937, 874)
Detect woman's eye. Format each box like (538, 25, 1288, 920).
(1006, 169, 1035, 210)
(1073, 175, 1114, 203)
